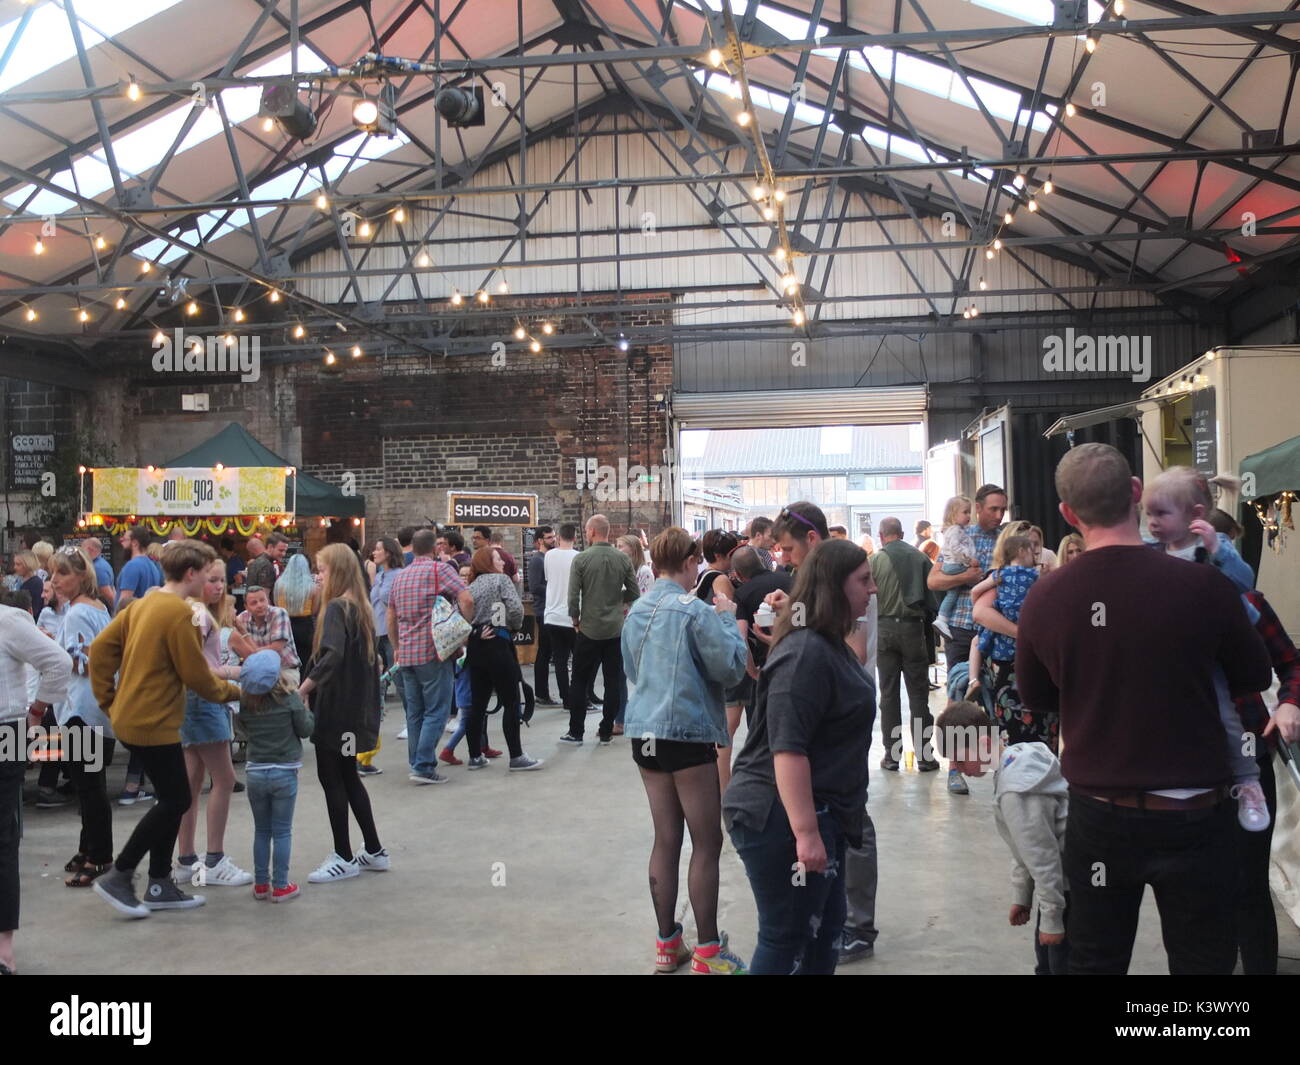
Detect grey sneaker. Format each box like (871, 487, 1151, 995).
(947, 768, 970, 795)
(93, 867, 149, 919)
(509, 755, 544, 771)
(558, 734, 583, 746)
(408, 772, 448, 785)
(466, 756, 489, 770)
(143, 878, 206, 910)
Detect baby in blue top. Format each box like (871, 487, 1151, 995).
(1144, 467, 1267, 833)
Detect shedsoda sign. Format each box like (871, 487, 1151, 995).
(448, 492, 537, 527)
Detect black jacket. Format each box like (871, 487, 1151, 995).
(305, 598, 380, 755)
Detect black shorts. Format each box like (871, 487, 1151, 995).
(725, 675, 754, 706)
(631, 737, 718, 773)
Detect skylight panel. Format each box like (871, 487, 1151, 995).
(970, 0, 1104, 25)
(0, 0, 185, 94)
(820, 426, 852, 455)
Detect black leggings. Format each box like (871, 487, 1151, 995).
(467, 633, 522, 760)
(66, 718, 115, 864)
(115, 743, 191, 879)
(315, 747, 381, 861)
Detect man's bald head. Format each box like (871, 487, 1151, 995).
(585, 514, 610, 542)
(878, 517, 903, 542)
(731, 546, 764, 580)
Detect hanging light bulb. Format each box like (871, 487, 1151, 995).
(224, 334, 235, 347)
(476, 289, 490, 304)
(963, 308, 972, 319)
(970, 306, 980, 317)
(186, 300, 198, 316)
(541, 322, 554, 335)
(773, 188, 786, 203)
(153, 330, 164, 344)
(752, 184, 767, 200)
(417, 250, 430, 267)
(497, 278, 509, 294)
(774, 246, 788, 261)
(781, 272, 799, 293)
(530, 339, 542, 353)
(261, 117, 275, 132)
(1012, 173, 1026, 190)
(293, 324, 305, 338)
(233, 308, 245, 322)
(1115, 0, 1125, 13)
(1085, 36, 1097, 53)
(993, 238, 1003, 250)
(268, 290, 280, 303)
(190, 338, 203, 353)
(708, 48, 723, 67)
(792, 309, 805, 327)
(514, 325, 526, 340)
(1003, 211, 1014, 225)
(351, 345, 362, 358)
(736, 111, 752, 127)
(33, 239, 44, 255)
(1043, 179, 1054, 195)
(324, 351, 336, 365)
(115, 296, 126, 310)
(393, 206, 406, 223)
(1065, 102, 1076, 118)
(1027, 199, 1039, 212)
(985, 248, 995, 260)
(315, 193, 329, 210)
(762, 206, 775, 221)
(95, 235, 107, 250)
(358, 220, 372, 238)
(978, 278, 987, 291)
(78, 309, 90, 322)
(25, 307, 37, 322)
(140, 261, 151, 273)
(126, 79, 141, 101)
(450, 290, 463, 306)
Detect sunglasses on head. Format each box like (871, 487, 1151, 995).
(777, 507, 819, 534)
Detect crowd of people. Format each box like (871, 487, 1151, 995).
(2, 444, 1298, 976)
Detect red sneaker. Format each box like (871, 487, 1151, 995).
(655, 924, 691, 973)
(482, 746, 504, 759)
(272, 883, 300, 903)
(439, 748, 463, 766)
(253, 883, 270, 901)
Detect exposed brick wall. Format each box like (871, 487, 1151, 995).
(82, 292, 676, 543)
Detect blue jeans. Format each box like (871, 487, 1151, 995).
(246, 768, 299, 889)
(728, 801, 848, 974)
(400, 660, 454, 777)
(938, 560, 967, 620)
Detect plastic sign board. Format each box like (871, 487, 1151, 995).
(448, 492, 537, 526)
(92, 467, 288, 516)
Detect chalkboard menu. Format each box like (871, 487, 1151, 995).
(1191, 387, 1217, 474)
(9, 433, 55, 491)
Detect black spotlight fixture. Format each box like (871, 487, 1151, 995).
(435, 84, 485, 128)
(259, 83, 317, 140)
(352, 83, 398, 136)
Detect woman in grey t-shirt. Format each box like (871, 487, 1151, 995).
(723, 538, 877, 975)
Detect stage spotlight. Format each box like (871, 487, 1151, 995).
(259, 84, 317, 140)
(352, 84, 397, 136)
(435, 84, 485, 128)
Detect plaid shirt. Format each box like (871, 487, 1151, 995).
(238, 604, 300, 669)
(936, 524, 1000, 631)
(1235, 590, 1300, 738)
(389, 556, 468, 665)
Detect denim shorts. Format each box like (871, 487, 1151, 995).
(181, 691, 233, 747)
(631, 737, 717, 773)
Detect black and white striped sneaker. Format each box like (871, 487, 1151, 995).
(307, 852, 361, 883)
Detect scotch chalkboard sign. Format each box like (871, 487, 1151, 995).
(1191, 386, 1217, 475)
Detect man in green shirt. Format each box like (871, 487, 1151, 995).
(562, 514, 639, 746)
(870, 517, 939, 775)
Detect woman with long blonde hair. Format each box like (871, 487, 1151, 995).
(176, 558, 257, 887)
(297, 544, 387, 882)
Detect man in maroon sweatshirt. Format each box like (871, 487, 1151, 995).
(1015, 444, 1270, 975)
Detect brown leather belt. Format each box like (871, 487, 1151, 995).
(1083, 789, 1226, 811)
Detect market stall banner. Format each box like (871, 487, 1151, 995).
(92, 467, 288, 516)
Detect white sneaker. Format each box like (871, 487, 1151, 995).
(307, 852, 361, 883)
(932, 616, 953, 640)
(397, 727, 408, 740)
(193, 855, 254, 887)
(1233, 780, 1271, 832)
(356, 847, 391, 872)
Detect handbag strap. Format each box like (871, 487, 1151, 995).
(633, 590, 671, 680)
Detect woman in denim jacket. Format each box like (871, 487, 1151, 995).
(622, 527, 748, 974)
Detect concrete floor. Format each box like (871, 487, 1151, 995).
(16, 675, 1300, 974)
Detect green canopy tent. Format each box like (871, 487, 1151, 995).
(160, 422, 364, 518)
(1241, 433, 1300, 501)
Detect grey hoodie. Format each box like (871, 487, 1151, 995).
(993, 741, 1069, 936)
